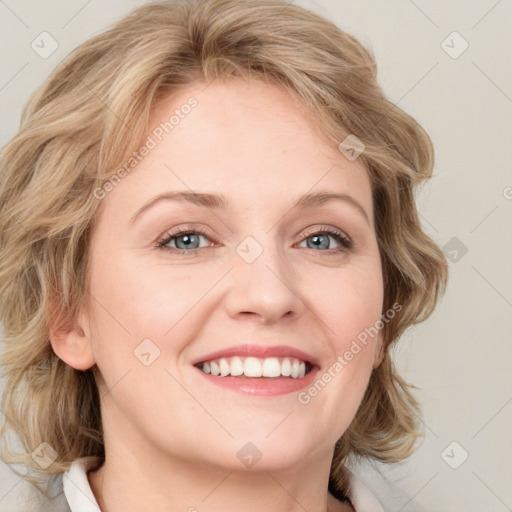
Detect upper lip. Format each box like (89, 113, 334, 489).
(192, 344, 320, 367)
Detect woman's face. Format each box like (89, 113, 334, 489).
(72, 78, 384, 471)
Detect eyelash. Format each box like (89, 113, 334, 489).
(155, 224, 352, 256)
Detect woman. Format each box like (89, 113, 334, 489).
(0, 0, 448, 510)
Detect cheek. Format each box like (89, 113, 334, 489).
(84, 256, 204, 426)
(310, 260, 383, 338)
(298, 266, 383, 422)
(304, 260, 383, 388)
(86, 250, 213, 369)
(89, 245, 189, 329)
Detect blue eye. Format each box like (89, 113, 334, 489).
(298, 228, 352, 252)
(157, 229, 213, 253)
(156, 225, 352, 255)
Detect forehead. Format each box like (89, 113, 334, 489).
(96, 78, 373, 224)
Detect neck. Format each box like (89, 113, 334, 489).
(87, 435, 353, 512)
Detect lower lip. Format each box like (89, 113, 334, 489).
(194, 366, 320, 396)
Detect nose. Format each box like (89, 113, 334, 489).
(224, 236, 304, 325)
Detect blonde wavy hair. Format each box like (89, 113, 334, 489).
(0, 0, 448, 500)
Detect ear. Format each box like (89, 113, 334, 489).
(372, 332, 385, 369)
(49, 305, 96, 371)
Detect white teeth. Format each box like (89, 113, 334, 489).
(210, 360, 220, 376)
(219, 358, 230, 377)
(230, 356, 244, 376)
(244, 357, 262, 377)
(199, 356, 310, 378)
(281, 358, 292, 376)
(291, 359, 300, 378)
(262, 357, 281, 377)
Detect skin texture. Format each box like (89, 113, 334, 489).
(51, 78, 385, 512)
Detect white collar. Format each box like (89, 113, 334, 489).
(62, 457, 102, 512)
(63, 457, 383, 512)
(343, 466, 384, 511)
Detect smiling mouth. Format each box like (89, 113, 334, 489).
(194, 356, 313, 379)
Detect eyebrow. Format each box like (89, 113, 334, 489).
(129, 190, 370, 226)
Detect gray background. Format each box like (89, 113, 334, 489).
(1, 1, 511, 510)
